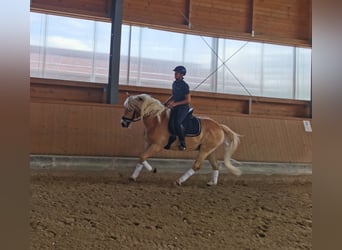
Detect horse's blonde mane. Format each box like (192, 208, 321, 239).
(125, 94, 165, 121)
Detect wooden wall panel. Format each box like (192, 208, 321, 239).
(30, 78, 106, 103)
(31, 0, 312, 47)
(31, 0, 111, 20)
(117, 85, 311, 119)
(249, 98, 311, 118)
(253, 0, 311, 42)
(123, 0, 187, 28)
(30, 78, 311, 119)
(214, 115, 312, 163)
(30, 101, 312, 163)
(190, 0, 252, 34)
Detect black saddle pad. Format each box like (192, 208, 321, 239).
(183, 113, 201, 137)
(169, 109, 201, 137)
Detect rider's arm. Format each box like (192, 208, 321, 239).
(163, 95, 174, 106)
(173, 93, 191, 107)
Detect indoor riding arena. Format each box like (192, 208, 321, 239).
(29, 0, 312, 249)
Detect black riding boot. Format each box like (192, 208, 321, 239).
(178, 125, 186, 151)
(179, 140, 186, 151)
(164, 135, 176, 150)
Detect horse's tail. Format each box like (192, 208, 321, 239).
(220, 124, 242, 176)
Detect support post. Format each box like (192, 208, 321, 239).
(107, 0, 123, 104)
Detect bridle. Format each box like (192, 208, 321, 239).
(121, 109, 141, 123)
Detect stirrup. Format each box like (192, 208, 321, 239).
(179, 142, 186, 151)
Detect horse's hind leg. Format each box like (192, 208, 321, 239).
(175, 148, 215, 186)
(207, 153, 220, 186)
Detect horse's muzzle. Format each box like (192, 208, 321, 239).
(121, 118, 131, 128)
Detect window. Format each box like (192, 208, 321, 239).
(30, 12, 111, 82)
(30, 12, 311, 100)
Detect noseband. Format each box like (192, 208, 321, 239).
(121, 109, 141, 123)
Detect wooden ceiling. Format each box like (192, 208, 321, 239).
(31, 0, 311, 47)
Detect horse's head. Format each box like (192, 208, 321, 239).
(121, 94, 166, 127)
(120, 95, 143, 128)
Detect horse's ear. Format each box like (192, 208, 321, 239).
(126, 92, 130, 96)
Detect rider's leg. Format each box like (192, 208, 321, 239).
(176, 123, 186, 150)
(164, 135, 176, 149)
(164, 110, 177, 149)
(174, 106, 188, 151)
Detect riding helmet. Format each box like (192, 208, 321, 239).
(173, 65, 187, 76)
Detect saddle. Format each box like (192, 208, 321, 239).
(168, 108, 201, 137)
(164, 108, 201, 150)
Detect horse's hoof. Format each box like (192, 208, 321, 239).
(152, 168, 157, 174)
(173, 180, 181, 186)
(128, 177, 136, 182)
(207, 181, 217, 186)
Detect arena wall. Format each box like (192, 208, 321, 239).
(30, 78, 312, 163)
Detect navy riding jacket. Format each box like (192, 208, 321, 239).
(172, 78, 189, 102)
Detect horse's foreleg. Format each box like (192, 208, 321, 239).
(129, 144, 161, 181)
(139, 143, 162, 165)
(141, 160, 153, 172)
(207, 153, 220, 186)
(130, 162, 144, 181)
(129, 162, 155, 182)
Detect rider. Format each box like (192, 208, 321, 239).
(164, 65, 191, 151)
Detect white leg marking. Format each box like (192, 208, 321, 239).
(207, 170, 219, 186)
(142, 160, 153, 171)
(130, 163, 143, 180)
(177, 168, 195, 185)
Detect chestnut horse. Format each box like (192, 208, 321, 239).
(120, 94, 242, 186)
